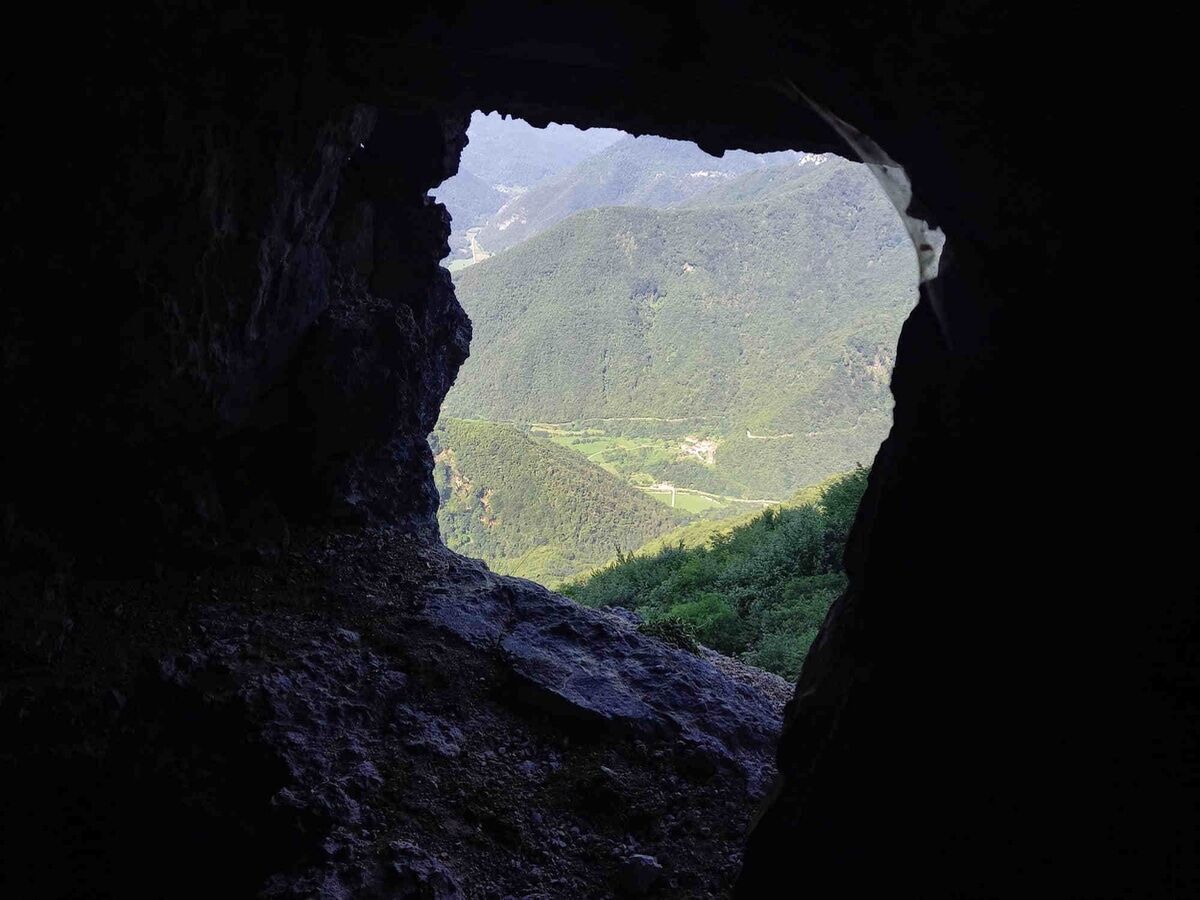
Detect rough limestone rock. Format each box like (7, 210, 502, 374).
(619, 854, 665, 894)
(480, 584, 787, 793)
(1, 532, 784, 895)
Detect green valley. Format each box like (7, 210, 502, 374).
(430, 116, 920, 648)
(442, 153, 916, 499)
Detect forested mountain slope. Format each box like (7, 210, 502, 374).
(454, 110, 624, 189)
(431, 418, 681, 585)
(472, 134, 803, 255)
(443, 156, 916, 496)
(431, 167, 507, 236)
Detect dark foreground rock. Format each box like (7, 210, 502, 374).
(1, 529, 785, 897)
(619, 854, 665, 894)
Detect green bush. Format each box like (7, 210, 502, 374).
(566, 467, 870, 678)
(637, 616, 699, 653)
(667, 593, 743, 654)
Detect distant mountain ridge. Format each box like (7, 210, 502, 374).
(433, 111, 625, 262)
(471, 135, 809, 255)
(430, 168, 506, 235)
(455, 111, 624, 189)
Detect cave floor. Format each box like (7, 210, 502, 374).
(2, 527, 786, 897)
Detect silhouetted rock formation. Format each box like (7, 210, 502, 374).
(1, 3, 1193, 897)
(2, 531, 786, 896)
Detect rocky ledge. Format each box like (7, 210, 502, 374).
(1, 528, 788, 898)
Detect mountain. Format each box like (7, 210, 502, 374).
(442, 155, 917, 497)
(454, 111, 624, 189)
(430, 167, 507, 234)
(431, 418, 681, 585)
(471, 134, 804, 255)
(433, 111, 626, 264)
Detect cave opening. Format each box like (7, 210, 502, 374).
(2, 76, 955, 896)
(425, 109, 936, 682)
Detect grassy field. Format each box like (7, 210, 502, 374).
(530, 419, 771, 506)
(542, 429, 668, 470)
(642, 488, 726, 514)
(558, 436, 646, 461)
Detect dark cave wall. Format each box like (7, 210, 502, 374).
(0, 1, 1042, 564)
(5, 3, 1008, 567)
(2, 14, 471, 563)
(1, 2, 1193, 894)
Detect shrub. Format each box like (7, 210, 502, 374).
(567, 467, 871, 677)
(637, 616, 699, 653)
